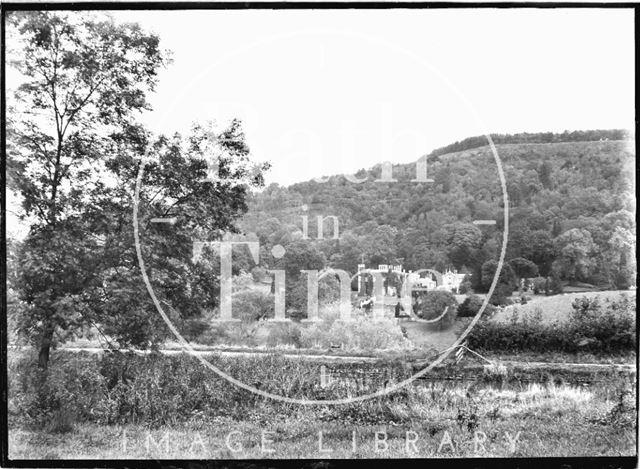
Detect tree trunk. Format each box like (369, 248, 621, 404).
(38, 327, 54, 370)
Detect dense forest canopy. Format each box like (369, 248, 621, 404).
(240, 130, 636, 293)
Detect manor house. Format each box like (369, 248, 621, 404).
(356, 264, 468, 295)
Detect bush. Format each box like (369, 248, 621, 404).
(232, 272, 255, 292)
(509, 258, 539, 279)
(459, 275, 472, 294)
(481, 260, 516, 291)
(488, 283, 514, 306)
(299, 317, 412, 352)
(568, 295, 636, 353)
(266, 322, 302, 347)
(251, 266, 268, 283)
(468, 294, 636, 355)
(286, 274, 342, 319)
(415, 291, 458, 330)
(180, 317, 211, 341)
(9, 351, 418, 428)
(546, 272, 563, 296)
(232, 290, 274, 322)
(531, 277, 547, 294)
(457, 295, 495, 318)
(8, 352, 107, 429)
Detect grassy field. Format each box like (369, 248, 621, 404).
(9, 380, 636, 459)
(7, 348, 637, 460)
(491, 290, 636, 324)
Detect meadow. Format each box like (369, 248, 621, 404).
(492, 290, 637, 324)
(7, 291, 636, 460)
(7, 350, 636, 459)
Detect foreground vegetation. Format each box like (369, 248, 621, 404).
(8, 350, 636, 459)
(467, 294, 636, 355)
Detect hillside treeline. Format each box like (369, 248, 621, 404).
(429, 129, 632, 159)
(240, 134, 636, 295)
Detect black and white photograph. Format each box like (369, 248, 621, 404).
(2, 3, 637, 465)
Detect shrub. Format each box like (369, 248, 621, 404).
(8, 352, 107, 429)
(458, 278, 473, 294)
(232, 272, 255, 292)
(531, 277, 547, 294)
(266, 322, 302, 347)
(468, 294, 636, 355)
(546, 272, 564, 296)
(197, 321, 262, 347)
(232, 290, 274, 322)
(457, 295, 495, 318)
(180, 317, 211, 341)
(568, 295, 636, 353)
(6, 351, 424, 429)
(415, 291, 458, 330)
(481, 260, 516, 291)
(509, 258, 539, 279)
(286, 274, 342, 319)
(251, 266, 268, 283)
(458, 295, 482, 317)
(488, 283, 514, 306)
(299, 317, 412, 352)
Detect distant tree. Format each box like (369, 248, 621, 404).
(436, 165, 453, 193)
(505, 224, 531, 260)
(509, 257, 539, 280)
(457, 294, 494, 318)
(331, 231, 363, 273)
(607, 227, 636, 289)
(359, 224, 398, 266)
(613, 251, 634, 290)
(446, 223, 483, 269)
(416, 291, 458, 330)
(553, 228, 597, 283)
(279, 240, 326, 281)
(481, 260, 516, 291)
(458, 274, 473, 294)
(233, 290, 275, 322)
(488, 283, 514, 306)
(531, 277, 547, 295)
(527, 230, 557, 276)
(538, 161, 554, 189)
(409, 244, 448, 272)
(545, 271, 564, 296)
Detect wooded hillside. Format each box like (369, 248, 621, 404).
(240, 131, 636, 292)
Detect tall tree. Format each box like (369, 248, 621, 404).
(481, 259, 516, 291)
(509, 257, 539, 280)
(537, 161, 554, 190)
(7, 12, 269, 368)
(446, 223, 483, 270)
(7, 11, 169, 368)
(553, 228, 597, 284)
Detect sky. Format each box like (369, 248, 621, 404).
(108, 8, 635, 186)
(5, 8, 636, 238)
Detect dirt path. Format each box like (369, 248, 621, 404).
(9, 345, 635, 372)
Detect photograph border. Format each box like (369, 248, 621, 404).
(1, 2, 637, 468)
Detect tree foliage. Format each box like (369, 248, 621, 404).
(241, 133, 635, 293)
(7, 12, 268, 367)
